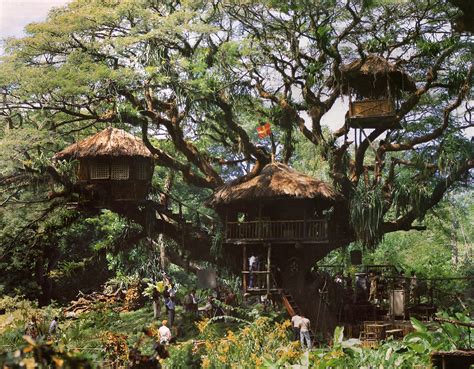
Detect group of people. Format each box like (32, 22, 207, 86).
(150, 276, 179, 327)
(332, 269, 419, 305)
(291, 314, 312, 350)
(150, 280, 237, 346)
(24, 315, 59, 341)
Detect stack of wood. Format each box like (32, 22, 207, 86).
(123, 284, 144, 311)
(63, 290, 125, 316)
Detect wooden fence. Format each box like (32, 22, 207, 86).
(225, 219, 328, 241)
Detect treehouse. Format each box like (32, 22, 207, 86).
(340, 55, 416, 129)
(54, 127, 154, 205)
(208, 163, 349, 295)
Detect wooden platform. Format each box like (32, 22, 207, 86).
(431, 350, 474, 369)
(225, 219, 329, 243)
(348, 99, 401, 129)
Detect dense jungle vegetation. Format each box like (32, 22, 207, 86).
(0, 0, 472, 367)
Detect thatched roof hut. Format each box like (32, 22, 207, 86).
(53, 127, 154, 202)
(340, 55, 416, 98)
(208, 162, 340, 208)
(54, 127, 153, 160)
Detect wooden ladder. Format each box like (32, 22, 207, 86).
(280, 290, 316, 345)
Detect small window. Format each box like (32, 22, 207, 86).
(111, 162, 129, 180)
(90, 162, 109, 180)
(136, 161, 148, 180)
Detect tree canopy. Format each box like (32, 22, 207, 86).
(0, 0, 472, 300)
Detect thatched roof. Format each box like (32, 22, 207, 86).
(54, 127, 153, 160)
(340, 55, 416, 98)
(208, 162, 340, 207)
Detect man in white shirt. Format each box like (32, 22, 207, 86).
(248, 255, 258, 288)
(299, 314, 312, 350)
(291, 314, 302, 341)
(158, 320, 172, 344)
(48, 316, 59, 337)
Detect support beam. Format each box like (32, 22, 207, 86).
(243, 245, 247, 293)
(267, 244, 271, 295)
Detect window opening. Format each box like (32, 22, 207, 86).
(90, 161, 109, 180)
(111, 162, 129, 180)
(136, 161, 148, 180)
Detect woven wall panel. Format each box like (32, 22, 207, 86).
(90, 162, 110, 179)
(111, 162, 129, 180)
(136, 162, 148, 180)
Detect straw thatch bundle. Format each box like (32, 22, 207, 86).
(340, 55, 416, 98)
(208, 162, 339, 207)
(54, 127, 153, 160)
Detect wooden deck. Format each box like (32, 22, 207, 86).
(225, 219, 328, 243)
(348, 99, 401, 129)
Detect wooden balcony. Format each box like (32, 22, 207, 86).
(225, 219, 329, 244)
(348, 99, 401, 129)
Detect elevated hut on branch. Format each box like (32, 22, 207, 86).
(54, 127, 154, 205)
(208, 162, 349, 295)
(340, 54, 416, 129)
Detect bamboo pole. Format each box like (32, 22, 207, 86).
(266, 244, 271, 296)
(243, 245, 247, 293)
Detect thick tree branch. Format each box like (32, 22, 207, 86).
(381, 158, 474, 234)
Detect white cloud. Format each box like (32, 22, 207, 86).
(0, 0, 71, 39)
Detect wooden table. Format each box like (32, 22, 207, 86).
(385, 329, 404, 339)
(366, 323, 392, 340)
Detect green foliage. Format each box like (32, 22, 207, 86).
(166, 343, 201, 369)
(0, 337, 94, 369)
(0, 0, 472, 329)
(350, 183, 384, 248)
(164, 312, 474, 368)
(142, 280, 166, 299)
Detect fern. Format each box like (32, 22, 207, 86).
(350, 183, 385, 248)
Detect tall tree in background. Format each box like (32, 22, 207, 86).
(0, 0, 472, 298)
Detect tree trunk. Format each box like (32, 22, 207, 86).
(158, 171, 175, 271)
(157, 233, 168, 271)
(152, 298, 161, 320)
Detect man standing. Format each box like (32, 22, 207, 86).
(158, 320, 172, 345)
(152, 281, 164, 320)
(48, 316, 59, 336)
(410, 271, 418, 304)
(248, 254, 258, 288)
(368, 271, 378, 303)
(25, 316, 40, 340)
(291, 314, 302, 341)
(184, 289, 198, 314)
(299, 314, 312, 351)
(166, 296, 176, 328)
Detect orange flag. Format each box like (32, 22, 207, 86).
(257, 122, 272, 138)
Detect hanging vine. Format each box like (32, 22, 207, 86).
(349, 182, 385, 248)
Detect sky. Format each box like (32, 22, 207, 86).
(0, 0, 347, 131)
(0, 0, 71, 40)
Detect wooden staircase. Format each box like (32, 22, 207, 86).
(280, 290, 316, 345)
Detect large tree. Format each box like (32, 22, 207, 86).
(0, 0, 472, 296)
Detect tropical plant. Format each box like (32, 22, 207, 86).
(0, 0, 471, 297)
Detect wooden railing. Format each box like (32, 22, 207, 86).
(225, 219, 328, 241)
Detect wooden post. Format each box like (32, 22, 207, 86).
(258, 202, 262, 238)
(266, 244, 271, 296)
(243, 245, 247, 293)
(303, 208, 307, 239)
(225, 210, 228, 239)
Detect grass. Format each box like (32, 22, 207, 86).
(0, 299, 207, 363)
